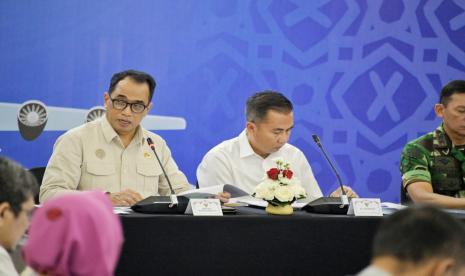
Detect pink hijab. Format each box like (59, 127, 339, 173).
(22, 191, 123, 276)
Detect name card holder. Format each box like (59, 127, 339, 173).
(347, 198, 383, 216)
(185, 199, 223, 216)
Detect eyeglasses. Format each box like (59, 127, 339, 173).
(110, 98, 148, 113)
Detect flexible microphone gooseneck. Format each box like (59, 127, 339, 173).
(311, 134, 349, 205)
(299, 134, 353, 214)
(146, 137, 178, 207)
(312, 134, 347, 198)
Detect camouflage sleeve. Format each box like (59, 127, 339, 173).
(400, 142, 431, 188)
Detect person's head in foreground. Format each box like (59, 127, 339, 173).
(0, 156, 38, 252)
(22, 191, 123, 276)
(367, 205, 465, 276)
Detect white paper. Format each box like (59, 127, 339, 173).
(381, 202, 405, 210)
(113, 206, 132, 214)
(443, 208, 465, 215)
(222, 197, 249, 207)
(179, 184, 225, 196)
(380, 202, 406, 215)
(237, 197, 267, 208)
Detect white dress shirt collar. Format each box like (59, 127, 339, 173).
(238, 130, 257, 158)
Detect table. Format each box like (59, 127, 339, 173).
(116, 207, 383, 276)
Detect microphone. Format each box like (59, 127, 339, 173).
(311, 134, 349, 205)
(146, 137, 178, 207)
(131, 137, 189, 214)
(302, 134, 350, 214)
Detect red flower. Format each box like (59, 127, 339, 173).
(267, 168, 280, 180)
(282, 169, 293, 179)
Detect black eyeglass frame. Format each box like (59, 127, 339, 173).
(109, 97, 148, 113)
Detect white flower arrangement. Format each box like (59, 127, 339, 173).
(253, 159, 306, 206)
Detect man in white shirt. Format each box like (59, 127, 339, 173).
(0, 157, 38, 276)
(197, 91, 356, 199)
(357, 205, 465, 276)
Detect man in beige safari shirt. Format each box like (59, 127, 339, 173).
(40, 70, 229, 206)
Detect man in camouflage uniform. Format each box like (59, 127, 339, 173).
(400, 80, 465, 208)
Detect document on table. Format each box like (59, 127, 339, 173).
(443, 208, 465, 217)
(380, 202, 405, 215)
(380, 202, 465, 217)
(179, 185, 224, 196)
(113, 206, 133, 214)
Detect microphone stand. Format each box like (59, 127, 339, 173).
(147, 137, 178, 207)
(131, 137, 189, 214)
(312, 135, 349, 206)
(302, 134, 351, 214)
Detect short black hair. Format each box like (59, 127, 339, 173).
(372, 205, 465, 265)
(108, 69, 156, 102)
(246, 91, 293, 122)
(439, 80, 465, 106)
(0, 157, 38, 216)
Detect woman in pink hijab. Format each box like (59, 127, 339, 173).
(22, 191, 123, 276)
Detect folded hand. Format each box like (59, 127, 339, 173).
(214, 192, 231, 203)
(330, 186, 358, 198)
(108, 189, 144, 206)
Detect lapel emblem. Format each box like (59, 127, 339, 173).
(95, 149, 105, 159)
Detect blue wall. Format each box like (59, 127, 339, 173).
(1, 0, 465, 202)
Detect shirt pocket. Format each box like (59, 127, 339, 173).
(83, 162, 117, 191)
(136, 163, 163, 197)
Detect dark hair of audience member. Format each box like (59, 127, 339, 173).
(0, 156, 38, 216)
(372, 205, 465, 266)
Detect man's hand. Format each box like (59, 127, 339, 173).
(108, 189, 144, 206)
(214, 192, 231, 203)
(330, 186, 358, 198)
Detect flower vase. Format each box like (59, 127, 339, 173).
(266, 203, 293, 215)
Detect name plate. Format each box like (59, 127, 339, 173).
(185, 199, 223, 216)
(347, 198, 383, 216)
